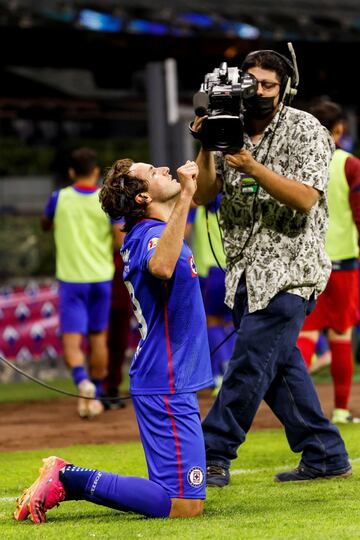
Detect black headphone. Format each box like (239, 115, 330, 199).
(242, 49, 298, 105)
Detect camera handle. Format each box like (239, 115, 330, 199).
(188, 121, 202, 140)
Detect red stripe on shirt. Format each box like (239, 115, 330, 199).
(164, 395, 183, 498)
(73, 182, 98, 192)
(163, 282, 175, 394)
(345, 155, 360, 247)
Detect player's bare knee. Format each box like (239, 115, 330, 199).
(170, 498, 204, 518)
(187, 500, 204, 517)
(328, 327, 352, 340)
(299, 330, 319, 341)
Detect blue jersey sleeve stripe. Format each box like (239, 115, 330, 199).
(44, 190, 60, 220)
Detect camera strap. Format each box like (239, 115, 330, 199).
(227, 105, 286, 268)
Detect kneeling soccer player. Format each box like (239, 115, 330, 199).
(14, 158, 213, 523)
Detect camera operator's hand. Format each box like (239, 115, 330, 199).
(177, 160, 199, 197)
(224, 149, 257, 176)
(192, 115, 208, 133)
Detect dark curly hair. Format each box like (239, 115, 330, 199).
(308, 100, 344, 132)
(242, 50, 289, 100)
(99, 158, 149, 232)
(70, 147, 99, 177)
(242, 51, 288, 83)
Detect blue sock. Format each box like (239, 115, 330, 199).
(91, 378, 103, 398)
(71, 366, 89, 387)
(315, 333, 329, 356)
(60, 465, 171, 518)
(60, 465, 94, 499)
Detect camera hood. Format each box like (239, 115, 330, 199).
(198, 115, 244, 152)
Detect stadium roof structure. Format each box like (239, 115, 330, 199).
(0, 0, 360, 42)
(1, 0, 360, 112)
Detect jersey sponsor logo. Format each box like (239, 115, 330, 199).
(188, 255, 198, 277)
(187, 466, 205, 488)
(147, 237, 159, 250)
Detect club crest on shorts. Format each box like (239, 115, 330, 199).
(187, 466, 205, 487)
(147, 237, 159, 250)
(188, 255, 198, 277)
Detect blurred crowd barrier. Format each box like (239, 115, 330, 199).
(0, 281, 61, 363)
(0, 280, 139, 383)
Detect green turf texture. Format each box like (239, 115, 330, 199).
(0, 362, 359, 403)
(0, 378, 76, 403)
(1, 426, 359, 540)
(0, 375, 130, 403)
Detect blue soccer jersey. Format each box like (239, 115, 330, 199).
(121, 219, 213, 395)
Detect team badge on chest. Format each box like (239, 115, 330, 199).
(147, 237, 159, 250)
(188, 255, 198, 277)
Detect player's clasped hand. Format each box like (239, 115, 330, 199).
(177, 160, 199, 196)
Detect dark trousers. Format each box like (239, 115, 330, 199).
(203, 278, 349, 473)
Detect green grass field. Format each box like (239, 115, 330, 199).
(1, 426, 360, 540)
(1, 361, 358, 403)
(1, 370, 360, 539)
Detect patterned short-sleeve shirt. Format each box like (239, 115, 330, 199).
(215, 105, 334, 313)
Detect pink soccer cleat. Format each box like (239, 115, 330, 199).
(14, 456, 69, 524)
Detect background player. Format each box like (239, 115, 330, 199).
(41, 147, 121, 418)
(297, 100, 360, 424)
(187, 196, 236, 394)
(14, 157, 213, 523)
(101, 248, 132, 409)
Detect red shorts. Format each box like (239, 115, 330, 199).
(302, 269, 359, 333)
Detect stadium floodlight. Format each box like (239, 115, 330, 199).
(78, 9, 123, 33)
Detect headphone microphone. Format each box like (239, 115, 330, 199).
(279, 42, 299, 104)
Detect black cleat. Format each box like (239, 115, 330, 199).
(206, 465, 230, 487)
(275, 462, 352, 482)
(101, 390, 126, 410)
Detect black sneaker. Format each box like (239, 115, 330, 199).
(206, 465, 230, 487)
(275, 463, 352, 482)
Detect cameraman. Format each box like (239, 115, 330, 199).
(192, 50, 351, 485)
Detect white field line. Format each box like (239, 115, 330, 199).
(0, 458, 359, 502)
(230, 456, 360, 476)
